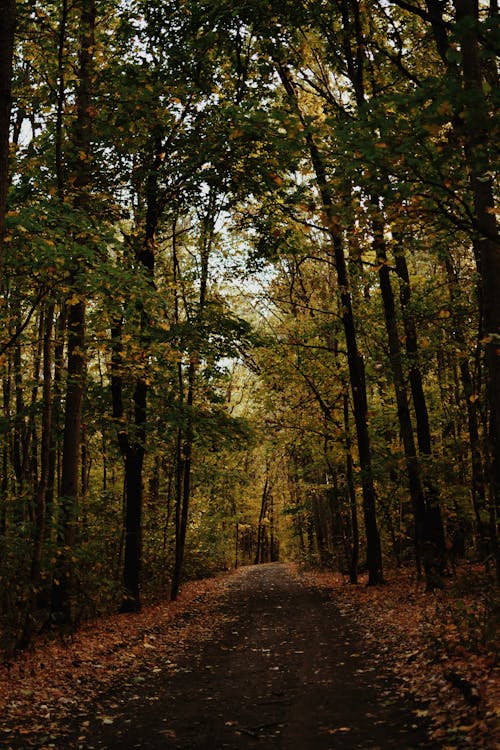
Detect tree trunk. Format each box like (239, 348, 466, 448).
(0, 363, 10, 535)
(452, 0, 500, 581)
(46, 306, 66, 525)
(18, 303, 54, 648)
(315, 178, 383, 583)
(0, 0, 16, 288)
(51, 0, 96, 626)
(254, 471, 269, 565)
(276, 64, 383, 583)
(111, 143, 159, 612)
(111, 313, 146, 614)
(288, 451, 306, 556)
(52, 298, 86, 624)
(170, 364, 194, 602)
(344, 394, 359, 583)
(444, 255, 490, 557)
(170, 199, 214, 599)
(373, 214, 426, 576)
(121, 446, 144, 610)
(170, 218, 187, 602)
(394, 243, 447, 587)
(171, 427, 185, 599)
(12, 300, 25, 505)
(24, 310, 44, 524)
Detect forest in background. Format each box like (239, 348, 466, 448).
(0, 0, 498, 651)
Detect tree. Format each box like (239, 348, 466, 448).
(451, 0, 499, 579)
(51, 0, 97, 626)
(391, 0, 499, 579)
(0, 0, 16, 286)
(273, 60, 384, 583)
(1, 0, 499, 652)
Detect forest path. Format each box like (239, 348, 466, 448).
(79, 562, 438, 750)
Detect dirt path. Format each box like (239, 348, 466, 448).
(76, 563, 438, 750)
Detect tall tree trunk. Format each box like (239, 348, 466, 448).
(24, 311, 44, 503)
(0, 363, 10, 534)
(45, 3, 69, 536)
(170, 363, 194, 601)
(344, 394, 359, 583)
(287, 450, 306, 556)
(112, 149, 159, 612)
(444, 255, 490, 557)
(171, 426, 186, 599)
(393, 243, 447, 587)
(121, 441, 144, 611)
(372, 214, 426, 577)
(52, 298, 86, 624)
(0, 0, 16, 288)
(18, 303, 54, 648)
(277, 62, 383, 583)
(309, 157, 383, 583)
(254, 470, 270, 565)
(12, 300, 25, 505)
(170, 198, 215, 599)
(46, 306, 66, 526)
(55, 0, 69, 200)
(170, 215, 185, 600)
(111, 319, 148, 614)
(452, 0, 500, 581)
(408, 0, 499, 584)
(297, 2, 384, 583)
(51, 0, 96, 626)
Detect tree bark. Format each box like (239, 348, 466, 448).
(344, 394, 359, 583)
(373, 214, 426, 576)
(112, 147, 159, 612)
(452, 0, 500, 580)
(170, 198, 215, 599)
(18, 303, 54, 648)
(403, 0, 500, 585)
(51, 0, 95, 626)
(444, 255, 490, 557)
(170, 367, 194, 601)
(310, 160, 383, 583)
(394, 243, 447, 587)
(0, 0, 16, 288)
(276, 62, 383, 583)
(254, 470, 270, 565)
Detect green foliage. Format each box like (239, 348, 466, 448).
(0, 0, 497, 647)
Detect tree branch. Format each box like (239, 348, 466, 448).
(0, 286, 49, 356)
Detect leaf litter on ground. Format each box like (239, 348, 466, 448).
(298, 563, 499, 750)
(0, 574, 233, 748)
(0, 563, 498, 750)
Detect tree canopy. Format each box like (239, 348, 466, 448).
(0, 0, 498, 649)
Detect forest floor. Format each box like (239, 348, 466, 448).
(0, 562, 498, 750)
